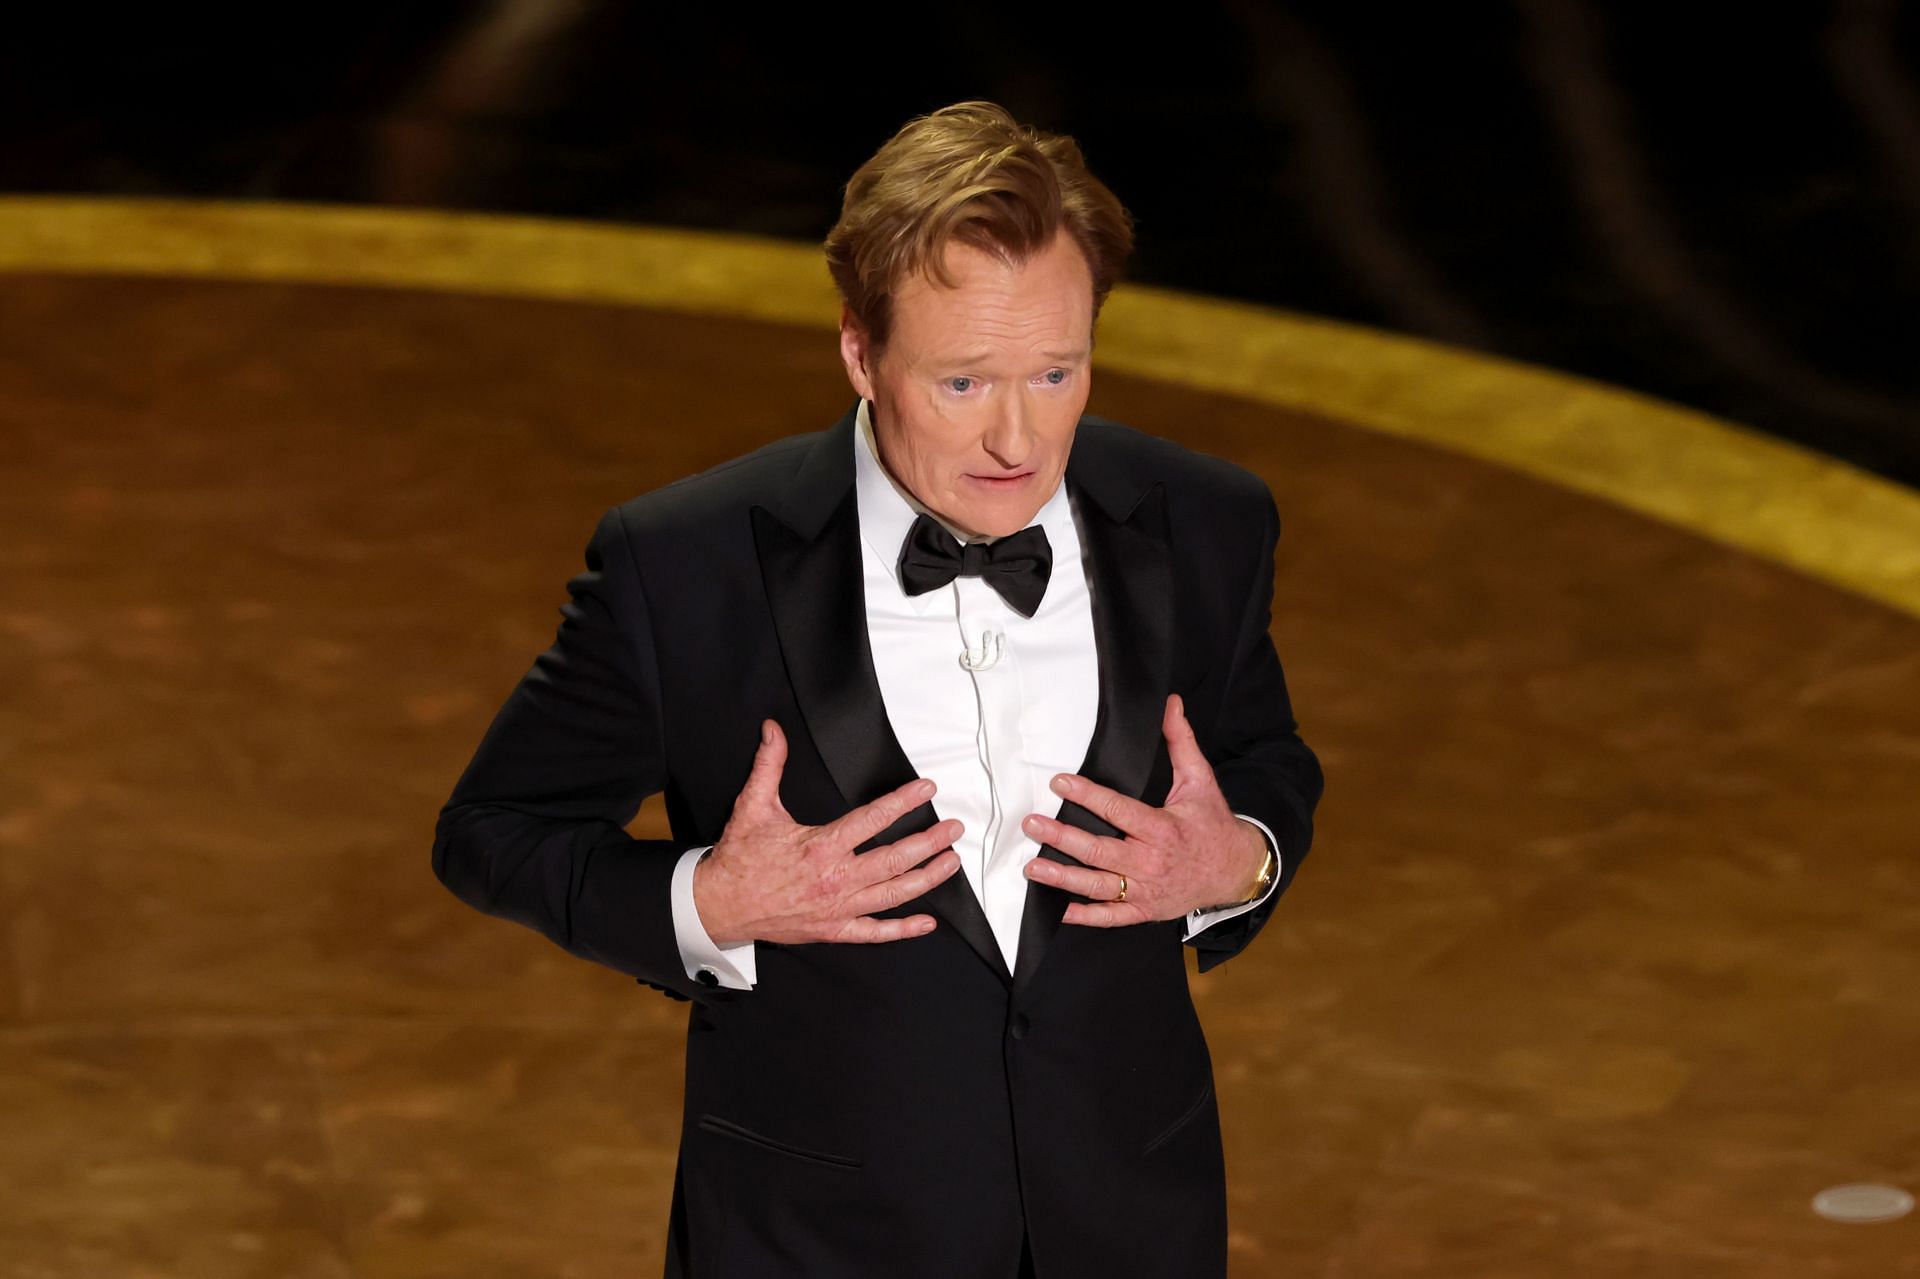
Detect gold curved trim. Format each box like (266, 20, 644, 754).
(4, 195, 1916, 618)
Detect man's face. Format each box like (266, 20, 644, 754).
(840, 230, 1095, 541)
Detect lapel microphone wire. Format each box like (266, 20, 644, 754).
(954, 580, 1005, 911)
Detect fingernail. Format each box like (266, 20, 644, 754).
(761, 721, 772, 744)
(1023, 814, 1043, 833)
(1050, 775, 1070, 794)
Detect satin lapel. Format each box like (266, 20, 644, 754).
(753, 402, 1011, 985)
(1011, 469, 1172, 999)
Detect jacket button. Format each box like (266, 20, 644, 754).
(1009, 1013, 1030, 1040)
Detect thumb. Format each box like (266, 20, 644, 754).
(1162, 692, 1216, 798)
(741, 718, 792, 819)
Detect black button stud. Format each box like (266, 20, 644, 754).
(696, 968, 719, 987)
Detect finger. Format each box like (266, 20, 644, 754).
(847, 848, 962, 918)
(835, 912, 940, 943)
(1061, 901, 1153, 928)
(1050, 772, 1166, 843)
(867, 817, 964, 887)
(826, 775, 938, 851)
(1021, 812, 1128, 872)
(1023, 855, 1126, 903)
(1162, 692, 1216, 786)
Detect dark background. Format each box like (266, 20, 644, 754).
(5, 1, 1916, 485)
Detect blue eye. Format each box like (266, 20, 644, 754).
(1044, 368, 1067, 385)
(948, 377, 973, 394)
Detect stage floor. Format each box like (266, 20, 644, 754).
(1, 273, 1915, 1276)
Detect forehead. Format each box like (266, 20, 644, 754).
(892, 235, 1093, 359)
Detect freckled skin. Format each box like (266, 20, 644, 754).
(838, 230, 1095, 540)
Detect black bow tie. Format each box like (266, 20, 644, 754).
(898, 512, 1053, 618)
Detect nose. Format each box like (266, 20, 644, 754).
(982, 396, 1034, 471)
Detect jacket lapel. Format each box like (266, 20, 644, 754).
(1011, 461, 1171, 999)
(753, 399, 1172, 994)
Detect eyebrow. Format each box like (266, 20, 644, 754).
(932, 345, 1090, 364)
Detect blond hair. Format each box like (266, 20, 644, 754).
(824, 101, 1135, 356)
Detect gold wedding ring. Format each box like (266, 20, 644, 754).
(1115, 874, 1128, 902)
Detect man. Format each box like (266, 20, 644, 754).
(434, 101, 1324, 1278)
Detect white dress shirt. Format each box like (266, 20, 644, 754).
(669, 399, 1280, 989)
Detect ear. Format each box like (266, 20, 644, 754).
(838, 306, 875, 401)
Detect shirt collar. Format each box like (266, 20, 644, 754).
(853, 397, 1076, 603)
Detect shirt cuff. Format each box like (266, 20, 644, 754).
(670, 844, 757, 989)
(1182, 814, 1283, 941)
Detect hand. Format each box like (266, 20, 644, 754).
(693, 718, 965, 947)
(1021, 693, 1268, 927)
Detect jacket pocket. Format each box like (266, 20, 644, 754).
(1141, 1077, 1215, 1157)
(696, 1112, 864, 1170)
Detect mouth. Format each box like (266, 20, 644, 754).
(968, 471, 1033, 488)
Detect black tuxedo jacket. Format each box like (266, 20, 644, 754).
(433, 398, 1324, 1278)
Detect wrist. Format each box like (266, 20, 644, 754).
(692, 850, 747, 947)
(1230, 824, 1275, 904)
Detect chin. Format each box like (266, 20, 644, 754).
(984, 509, 1044, 537)
(943, 469, 1056, 536)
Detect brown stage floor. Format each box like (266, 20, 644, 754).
(1, 275, 1915, 1276)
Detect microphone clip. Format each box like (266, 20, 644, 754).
(958, 628, 1005, 671)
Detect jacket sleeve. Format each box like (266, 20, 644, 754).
(1186, 483, 1325, 972)
(431, 503, 729, 1006)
